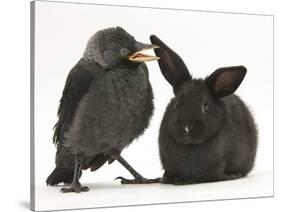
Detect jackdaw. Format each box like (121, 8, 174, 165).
(46, 27, 159, 193)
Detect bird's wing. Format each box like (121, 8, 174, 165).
(53, 59, 104, 165)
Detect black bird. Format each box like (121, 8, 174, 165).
(46, 27, 159, 193)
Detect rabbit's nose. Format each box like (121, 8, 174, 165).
(183, 124, 193, 134)
(184, 125, 189, 133)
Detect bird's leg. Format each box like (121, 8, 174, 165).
(113, 154, 160, 184)
(60, 155, 89, 193)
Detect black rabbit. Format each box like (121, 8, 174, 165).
(150, 35, 258, 185)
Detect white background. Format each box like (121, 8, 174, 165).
(32, 1, 273, 210)
(0, 0, 280, 212)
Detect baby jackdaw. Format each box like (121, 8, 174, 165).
(46, 27, 159, 193)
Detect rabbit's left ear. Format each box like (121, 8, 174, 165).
(150, 35, 191, 89)
(206, 66, 247, 98)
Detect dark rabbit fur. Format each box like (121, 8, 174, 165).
(150, 35, 257, 185)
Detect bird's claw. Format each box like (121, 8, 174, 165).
(115, 176, 160, 184)
(60, 185, 89, 193)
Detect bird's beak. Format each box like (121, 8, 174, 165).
(128, 43, 160, 62)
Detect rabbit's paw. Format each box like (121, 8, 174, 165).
(223, 173, 243, 181)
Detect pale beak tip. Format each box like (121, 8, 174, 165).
(152, 44, 160, 49)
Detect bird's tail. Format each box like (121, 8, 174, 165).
(46, 167, 75, 186)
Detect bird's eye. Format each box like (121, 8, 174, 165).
(120, 47, 129, 56)
(202, 102, 208, 113)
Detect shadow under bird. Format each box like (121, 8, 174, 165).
(46, 27, 159, 193)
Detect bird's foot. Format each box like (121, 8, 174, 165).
(159, 172, 194, 185)
(115, 176, 160, 184)
(60, 182, 89, 193)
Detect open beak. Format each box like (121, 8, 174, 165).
(128, 43, 160, 62)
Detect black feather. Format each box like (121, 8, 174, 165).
(53, 59, 95, 145)
(47, 59, 105, 185)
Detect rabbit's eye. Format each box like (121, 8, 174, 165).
(174, 101, 179, 110)
(202, 102, 208, 113)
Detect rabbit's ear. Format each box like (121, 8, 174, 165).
(206, 66, 247, 98)
(150, 35, 191, 88)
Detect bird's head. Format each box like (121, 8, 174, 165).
(83, 27, 159, 69)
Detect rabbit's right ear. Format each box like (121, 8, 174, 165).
(150, 35, 191, 89)
(206, 66, 247, 98)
